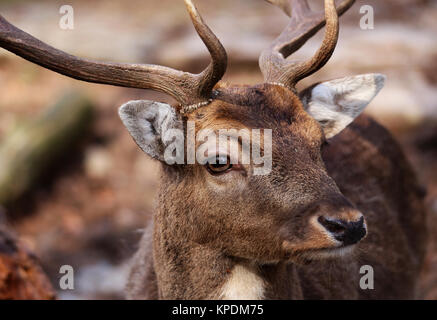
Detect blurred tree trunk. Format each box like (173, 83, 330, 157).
(0, 92, 93, 205)
(0, 223, 55, 299)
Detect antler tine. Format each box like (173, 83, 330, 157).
(260, 0, 355, 89)
(185, 0, 228, 99)
(0, 0, 227, 109)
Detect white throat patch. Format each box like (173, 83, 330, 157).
(220, 264, 265, 300)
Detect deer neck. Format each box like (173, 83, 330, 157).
(153, 212, 242, 299)
(153, 207, 302, 300)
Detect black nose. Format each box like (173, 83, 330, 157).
(318, 216, 366, 246)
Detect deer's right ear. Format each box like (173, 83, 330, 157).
(118, 100, 183, 161)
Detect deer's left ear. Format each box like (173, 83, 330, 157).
(300, 74, 386, 139)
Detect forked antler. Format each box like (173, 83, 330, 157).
(0, 0, 227, 109)
(260, 0, 355, 90)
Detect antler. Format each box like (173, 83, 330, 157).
(0, 0, 227, 109)
(260, 0, 355, 90)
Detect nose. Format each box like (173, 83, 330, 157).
(318, 216, 366, 246)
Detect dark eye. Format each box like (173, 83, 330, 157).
(206, 156, 232, 175)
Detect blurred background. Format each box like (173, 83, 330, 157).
(0, 0, 436, 299)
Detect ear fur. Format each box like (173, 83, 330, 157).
(118, 100, 182, 161)
(300, 74, 386, 138)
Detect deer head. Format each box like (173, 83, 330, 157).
(0, 0, 385, 262)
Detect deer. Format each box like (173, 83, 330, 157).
(0, 0, 427, 300)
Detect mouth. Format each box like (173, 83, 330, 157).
(298, 244, 357, 260)
(282, 239, 358, 262)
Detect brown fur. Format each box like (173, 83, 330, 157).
(126, 83, 426, 299)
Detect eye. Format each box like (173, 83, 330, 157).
(206, 155, 233, 175)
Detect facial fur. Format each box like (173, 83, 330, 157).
(155, 83, 364, 264)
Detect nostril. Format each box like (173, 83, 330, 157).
(318, 216, 366, 246)
(317, 216, 347, 235)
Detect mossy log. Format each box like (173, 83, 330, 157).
(0, 92, 93, 205)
